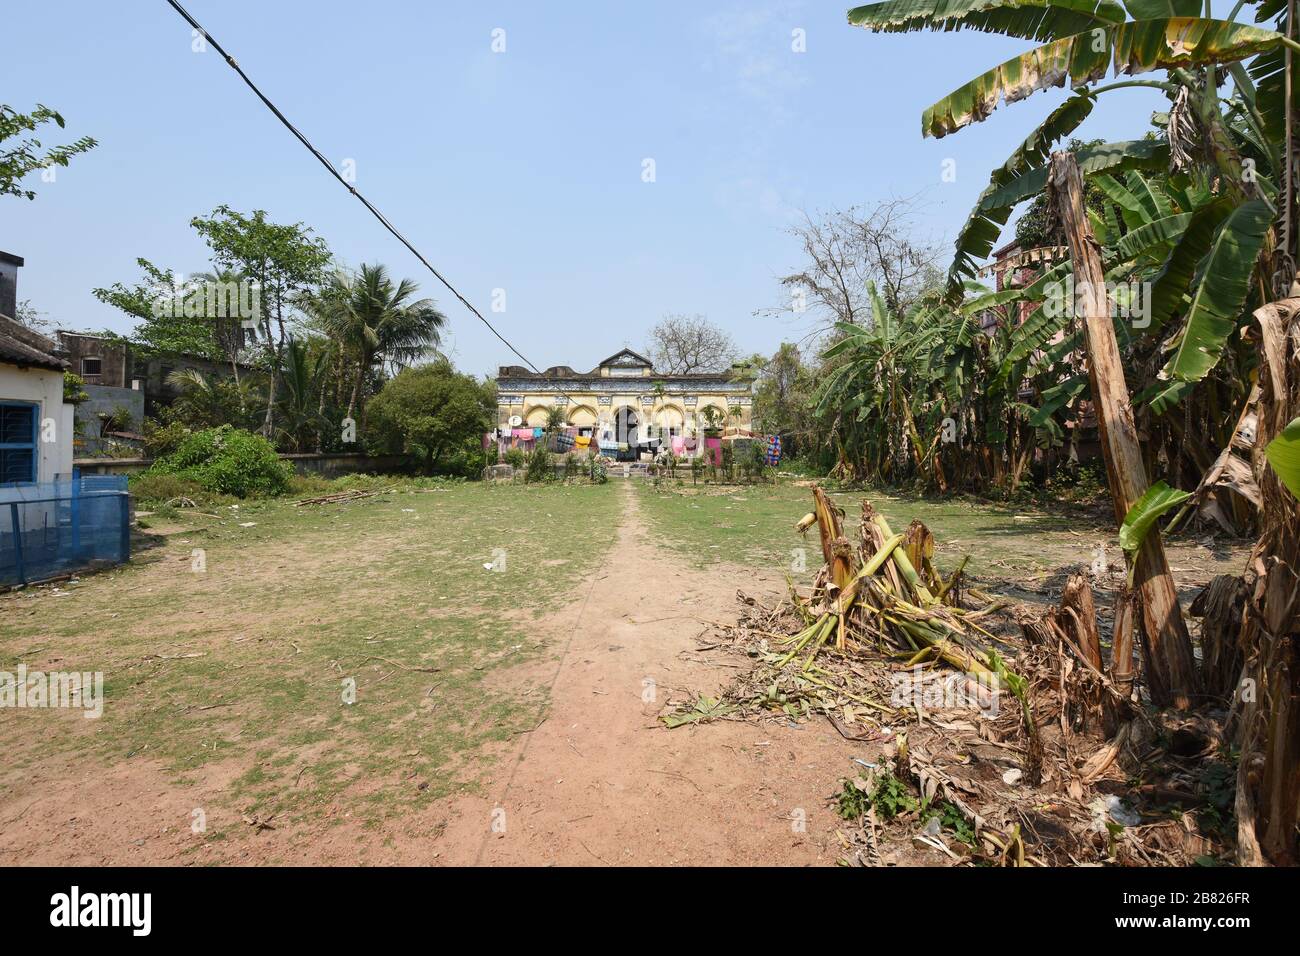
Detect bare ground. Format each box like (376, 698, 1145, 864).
(1, 483, 857, 865)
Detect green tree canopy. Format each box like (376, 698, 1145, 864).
(365, 360, 494, 476)
(1, 103, 96, 201)
(93, 258, 226, 359)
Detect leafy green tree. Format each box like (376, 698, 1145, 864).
(190, 206, 332, 437)
(365, 360, 493, 475)
(93, 259, 226, 359)
(752, 343, 815, 460)
(1, 103, 96, 200)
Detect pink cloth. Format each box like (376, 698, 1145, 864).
(671, 437, 687, 456)
(705, 437, 722, 466)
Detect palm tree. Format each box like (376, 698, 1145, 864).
(165, 368, 263, 430)
(275, 336, 329, 452)
(316, 263, 447, 428)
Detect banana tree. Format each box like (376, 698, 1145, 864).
(849, 0, 1300, 863)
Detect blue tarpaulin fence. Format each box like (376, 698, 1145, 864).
(0, 473, 131, 587)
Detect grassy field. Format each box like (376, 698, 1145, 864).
(2, 474, 1251, 860)
(634, 479, 1248, 590)
(0, 480, 621, 846)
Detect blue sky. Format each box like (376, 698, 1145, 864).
(3, 0, 1173, 377)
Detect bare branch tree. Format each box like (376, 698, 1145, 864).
(774, 196, 943, 333)
(645, 314, 738, 374)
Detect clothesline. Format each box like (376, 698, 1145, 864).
(487, 427, 782, 466)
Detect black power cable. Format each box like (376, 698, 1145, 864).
(164, 0, 548, 378)
(164, 0, 677, 449)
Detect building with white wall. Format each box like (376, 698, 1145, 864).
(0, 254, 74, 486)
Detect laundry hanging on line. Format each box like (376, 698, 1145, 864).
(765, 434, 782, 466)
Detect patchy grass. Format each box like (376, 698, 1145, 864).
(0, 480, 620, 839)
(634, 480, 1250, 591)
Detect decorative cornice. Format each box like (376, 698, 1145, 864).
(497, 377, 750, 395)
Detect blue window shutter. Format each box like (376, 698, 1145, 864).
(0, 402, 39, 484)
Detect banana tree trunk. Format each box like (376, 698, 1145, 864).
(1234, 295, 1300, 866)
(1050, 150, 1199, 710)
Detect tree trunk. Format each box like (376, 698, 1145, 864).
(261, 298, 286, 440)
(1234, 295, 1300, 865)
(346, 363, 363, 424)
(1049, 151, 1199, 709)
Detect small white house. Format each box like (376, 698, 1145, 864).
(1, 252, 74, 486)
(1, 252, 108, 588)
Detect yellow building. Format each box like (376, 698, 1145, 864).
(495, 349, 753, 460)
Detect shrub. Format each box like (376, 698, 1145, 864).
(1043, 462, 1107, 503)
(365, 361, 494, 476)
(149, 425, 291, 498)
(129, 473, 208, 504)
(524, 445, 553, 482)
(143, 419, 191, 459)
(63, 372, 90, 404)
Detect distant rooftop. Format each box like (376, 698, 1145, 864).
(498, 347, 740, 381)
(0, 313, 67, 372)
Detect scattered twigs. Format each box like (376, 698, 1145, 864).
(351, 655, 440, 673)
(295, 489, 380, 506)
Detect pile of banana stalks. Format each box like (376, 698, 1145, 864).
(662, 486, 1234, 866)
(786, 487, 1019, 696)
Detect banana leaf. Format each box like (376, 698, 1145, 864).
(1264, 416, 1300, 501)
(847, 0, 1127, 42)
(923, 18, 1286, 138)
(979, 139, 1168, 211)
(1122, 0, 1202, 17)
(1162, 198, 1272, 386)
(1146, 196, 1235, 331)
(1107, 211, 1193, 265)
(1030, 374, 1089, 426)
(1119, 480, 1192, 553)
(946, 93, 1094, 296)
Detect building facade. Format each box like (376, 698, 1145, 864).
(0, 253, 74, 486)
(495, 349, 753, 456)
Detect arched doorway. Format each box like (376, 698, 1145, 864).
(613, 405, 638, 460)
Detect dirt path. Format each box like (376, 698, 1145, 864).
(0, 482, 861, 866)
(433, 481, 859, 865)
